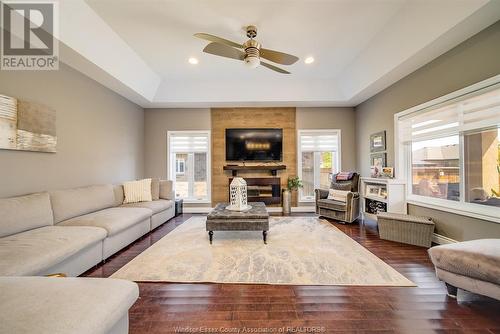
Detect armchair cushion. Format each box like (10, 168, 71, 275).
(327, 189, 349, 202)
(317, 199, 347, 211)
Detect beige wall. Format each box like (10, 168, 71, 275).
(0, 63, 144, 198)
(297, 107, 356, 171)
(355, 20, 500, 240)
(143, 108, 211, 180)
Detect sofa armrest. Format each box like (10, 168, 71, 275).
(159, 180, 174, 200)
(315, 189, 329, 201)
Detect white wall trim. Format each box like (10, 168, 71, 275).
(433, 233, 458, 245)
(183, 207, 212, 214)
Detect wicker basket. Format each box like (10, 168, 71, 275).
(377, 212, 435, 247)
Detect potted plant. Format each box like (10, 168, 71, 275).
(282, 176, 303, 214)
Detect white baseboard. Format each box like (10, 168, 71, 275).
(183, 207, 212, 213)
(183, 206, 316, 214)
(432, 233, 458, 245)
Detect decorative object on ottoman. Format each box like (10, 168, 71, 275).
(206, 202, 269, 244)
(428, 239, 500, 301)
(315, 172, 360, 223)
(175, 199, 183, 217)
(282, 176, 303, 214)
(227, 177, 251, 211)
(377, 212, 434, 247)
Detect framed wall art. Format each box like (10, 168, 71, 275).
(370, 130, 386, 153)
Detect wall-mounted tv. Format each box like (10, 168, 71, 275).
(226, 128, 283, 161)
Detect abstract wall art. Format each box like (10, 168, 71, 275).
(0, 94, 56, 153)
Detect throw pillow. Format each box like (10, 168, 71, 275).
(327, 189, 349, 203)
(151, 178, 160, 200)
(123, 179, 152, 204)
(330, 182, 352, 191)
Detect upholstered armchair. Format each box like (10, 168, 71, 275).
(315, 173, 360, 223)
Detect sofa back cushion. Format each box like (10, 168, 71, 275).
(113, 184, 125, 206)
(50, 185, 115, 223)
(0, 192, 53, 238)
(159, 180, 174, 200)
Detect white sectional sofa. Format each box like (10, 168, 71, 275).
(0, 180, 175, 277)
(0, 276, 139, 334)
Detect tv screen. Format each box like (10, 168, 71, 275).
(226, 128, 283, 161)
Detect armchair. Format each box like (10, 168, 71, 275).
(315, 173, 360, 223)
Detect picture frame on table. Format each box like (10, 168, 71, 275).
(370, 131, 386, 152)
(366, 185, 381, 197)
(370, 152, 386, 169)
(381, 167, 394, 179)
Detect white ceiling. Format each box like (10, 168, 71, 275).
(54, 0, 500, 107)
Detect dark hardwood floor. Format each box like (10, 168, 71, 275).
(83, 214, 500, 333)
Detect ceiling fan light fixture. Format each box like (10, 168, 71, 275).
(244, 55, 260, 68)
(305, 56, 314, 64)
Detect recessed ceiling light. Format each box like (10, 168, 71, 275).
(188, 57, 198, 65)
(304, 56, 314, 64)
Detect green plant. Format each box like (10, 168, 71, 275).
(287, 176, 303, 191)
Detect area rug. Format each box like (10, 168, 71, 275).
(111, 216, 415, 286)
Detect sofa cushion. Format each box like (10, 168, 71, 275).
(123, 178, 152, 204)
(0, 226, 106, 276)
(428, 239, 500, 285)
(121, 199, 174, 214)
(113, 184, 125, 206)
(50, 185, 115, 223)
(159, 180, 174, 200)
(0, 192, 53, 238)
(58, 207, 152, 236)
(151, 178, 160, 200)
(0, 276, 138, 334)
(317, 199, 347, 211)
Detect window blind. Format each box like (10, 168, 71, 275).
(398, 84, 500, 143)
(299, 131, 339, 152)
(169, 133, 209, 153)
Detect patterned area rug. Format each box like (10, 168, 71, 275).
(111, 216, 415, 286)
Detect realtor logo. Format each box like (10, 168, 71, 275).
(1, 1, 59, 70)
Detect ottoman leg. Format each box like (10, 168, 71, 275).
(209, 231, 213, 245)
(445, 282, 458, 298)
(263, 230, 267, 244)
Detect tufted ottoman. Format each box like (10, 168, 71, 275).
(428, 239, 500, 300)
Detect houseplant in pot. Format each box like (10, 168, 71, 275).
(283, 176, 303, 214)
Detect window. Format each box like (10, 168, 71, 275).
(298, 130, 341, 202)
(168, 131, 210, 203)
(396, 77, 500, 222)
(175, 158, 185, 175)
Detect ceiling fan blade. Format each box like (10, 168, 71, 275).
(260, 61, 290, 74)
(203, 42, 246, 61)
(194, 33, 243, 49)
(260, 48, 299, 65)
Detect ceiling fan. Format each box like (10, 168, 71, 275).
(194, 26, 299, 74)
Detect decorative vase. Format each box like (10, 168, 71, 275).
(282, 189, 291, 214)
(227, 177, 251, 211)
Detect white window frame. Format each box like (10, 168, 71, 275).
(394, 74, 500, 223)
(167, 130, 211, 204)
(175, 158, 185, 175)
(297, 129, 342, 202)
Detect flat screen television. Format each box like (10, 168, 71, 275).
(226, 128, 283, 161)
